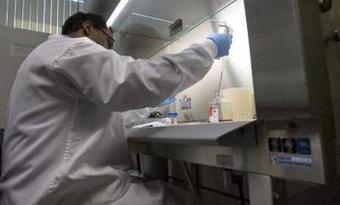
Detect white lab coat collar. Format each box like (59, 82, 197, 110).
(48, 34, 66, 40)
(48, 34, 91, 43)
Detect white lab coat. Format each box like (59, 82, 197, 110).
(0, 35, 216, 205)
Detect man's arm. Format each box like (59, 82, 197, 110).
(50, 39, 217, 112)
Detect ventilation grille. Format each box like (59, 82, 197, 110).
(0, 0, 84, 34)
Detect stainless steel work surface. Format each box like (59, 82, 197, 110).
(127, 120, 256, 145)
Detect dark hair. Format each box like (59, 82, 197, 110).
(61, 12, 107, 35)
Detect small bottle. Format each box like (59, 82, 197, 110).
(166, 112, 178, 124)
(179, 95, 192, 110)
(208, 91, 219, 123)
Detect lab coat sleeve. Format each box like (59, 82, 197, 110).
(51, 39, 217, 112)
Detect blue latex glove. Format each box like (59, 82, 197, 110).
(160, 96, 176, 106)
(207, 33, 233, 58)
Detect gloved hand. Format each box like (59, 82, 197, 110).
(160, 96, 176, 106)
(207, 33, 233, 58)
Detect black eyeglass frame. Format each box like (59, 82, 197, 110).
(98, 27, 115, 49)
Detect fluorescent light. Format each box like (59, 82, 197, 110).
(106, 0, 129, 27)
(70, 0, 84, 3)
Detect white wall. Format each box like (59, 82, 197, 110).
(153, 0, 253, 122)
(0, 26, 48, 128)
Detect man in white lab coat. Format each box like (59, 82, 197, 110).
(0, 12, 232, 205)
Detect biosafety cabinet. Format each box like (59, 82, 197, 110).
(0, 0, 339, 204)
(109, 0, 340, 204)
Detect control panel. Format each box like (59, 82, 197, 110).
(268, 137, 311, 155)
(267, 132, 315, 170)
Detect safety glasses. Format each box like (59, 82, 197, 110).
(98, 27, 115, 49)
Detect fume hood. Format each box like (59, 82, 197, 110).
(122, 0, 338, 188)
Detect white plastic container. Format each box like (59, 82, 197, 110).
(217, 96, 232, 121)
(222, 87, 255, 121)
